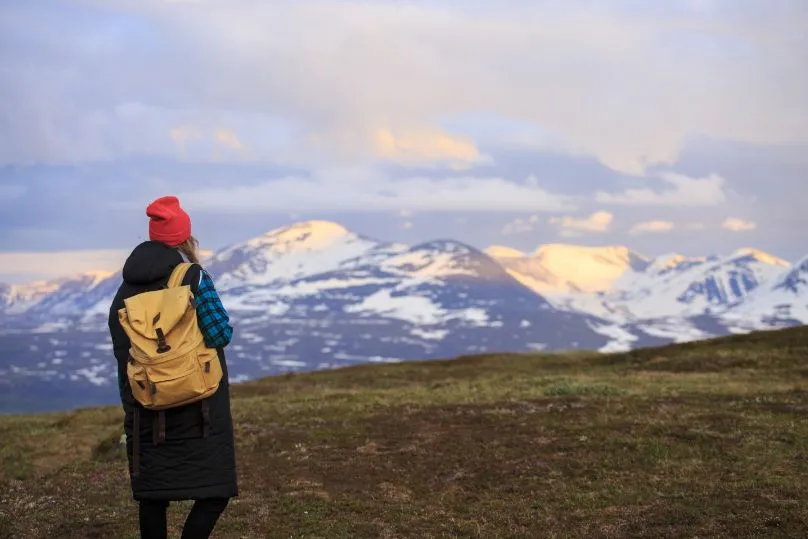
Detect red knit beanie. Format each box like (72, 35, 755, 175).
(146, 196, 191, 247)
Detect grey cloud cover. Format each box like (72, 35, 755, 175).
(0, 0, 806, 279)
(2, 0, 807, 171)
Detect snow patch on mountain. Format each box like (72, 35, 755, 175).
(545, 292, 632, 321)
(588, 322, 638, 353)
(344, 289, 488, 325)
(633, 318, 714, 342)
(382, 242, 479, 279)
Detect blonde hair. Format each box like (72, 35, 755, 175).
(175, 235, 200, 264)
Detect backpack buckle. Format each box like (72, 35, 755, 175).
(155, 328, 171, 354)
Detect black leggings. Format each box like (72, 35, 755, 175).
(139, 498, 229, 539)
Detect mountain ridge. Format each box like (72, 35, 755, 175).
(0, 220, 795, 291)
(0, 220, 802, 329)
(0, 219, 804, 414)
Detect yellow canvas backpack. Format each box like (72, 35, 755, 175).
(117, 263, 223, 411)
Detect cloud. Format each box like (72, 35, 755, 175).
(595, 172, 727, 206)
(2, 1, 806, 173)
(170, 126, 202, 144)
(628, 220, 675, 235)
(722, 217, 757, 232)
(396, 208, 415, 229)
(0, 249, 128, 283)
(371, 128, 487, 168)
(501, 215, 540, 235)
(175, 170, 575, 213)
(214, 129, 245, 151)
(549, 211, 614, 237)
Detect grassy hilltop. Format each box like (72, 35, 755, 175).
(1, 326, 807, 538)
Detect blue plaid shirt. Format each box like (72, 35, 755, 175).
(196, 270, 233, 348)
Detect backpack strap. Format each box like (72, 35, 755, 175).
(153, 410, 166, 445)
(200, 399, 210, 438)
(132, 407, 141, 478)
(166, 262, 194, 289)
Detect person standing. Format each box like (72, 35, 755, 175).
(108, 195, 238, 539)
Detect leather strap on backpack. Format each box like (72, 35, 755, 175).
(153, 411, 166, 444)
(132, 407, 141, 478)
(201, 400, 210, 438)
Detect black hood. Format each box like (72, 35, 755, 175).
(122, 241, 184, 285)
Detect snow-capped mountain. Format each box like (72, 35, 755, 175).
(508, 245, 791, 323)
(203, 223, 615, 351)
(603, 248, 789, 320)
(0, 221, 804, 414)
(721, 256, 808, 331)
(1, 221, 645, 414)
(486, 243, 650, 294)
(210, 221, 403, 289)
(1, 271, 116, 323)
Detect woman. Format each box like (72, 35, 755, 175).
(108, 195, 238, 539)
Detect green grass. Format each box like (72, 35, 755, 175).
(1, 326, 807, 538)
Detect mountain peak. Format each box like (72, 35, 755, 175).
(647, 253, 686, 270)
(532, 243, 650, 273)
(265, 220, 350, 239)
(730, 248, 789, 267)
(490, 242, 649, 294)
(246, 220, 353, 251)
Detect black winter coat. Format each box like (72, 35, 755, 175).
(108, 241, 239, 501)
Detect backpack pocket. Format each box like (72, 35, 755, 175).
(142, 354, 208, 409)
(196, 347, 223, 391)
(127, 361, 152, 407)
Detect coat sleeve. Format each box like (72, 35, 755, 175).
(108, 284, 135, 407)
(194, 269, 234, 349)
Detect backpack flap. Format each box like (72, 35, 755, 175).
(118, 263, 196, 344)
(120, 286, 193, 342)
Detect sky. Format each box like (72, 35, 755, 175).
(0, 0, 806, 283)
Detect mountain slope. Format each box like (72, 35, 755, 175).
(602, 248, 790, 320)
(0, 272, 118, 330)
(721, 255, 808, 330)
(210, 221, 403, 289)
